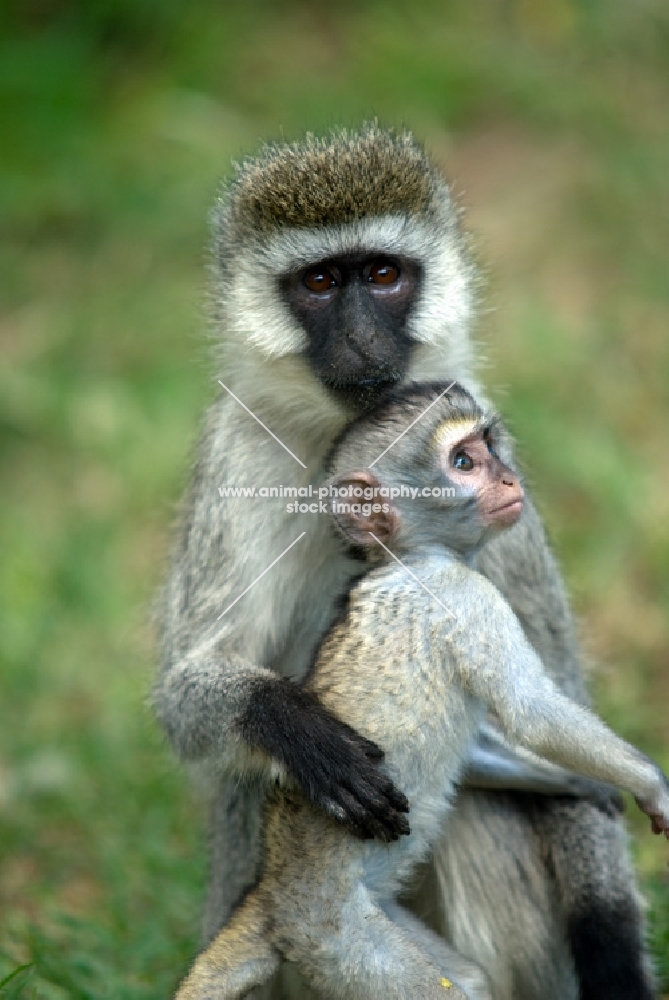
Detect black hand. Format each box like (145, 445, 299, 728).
(240, 677, 410, 841)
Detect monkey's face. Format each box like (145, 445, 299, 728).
(437, 426, 524, 532)
(281, 254, 422, 410)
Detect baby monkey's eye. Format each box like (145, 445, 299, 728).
(452, 451, 474, 472)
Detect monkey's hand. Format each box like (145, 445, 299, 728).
(635, 772, 669, 839)
(240, 678, 410, 842)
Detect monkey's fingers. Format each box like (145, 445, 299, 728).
(311, 728, 410, 839)
(330, 786, 401, 842)
(310, 730, 411, 839)
(355, 737, 385, 761)
(634, 794, 669, 837)
(320, 793, 375, 840)
(651, 816, 669, 837)
(336, 730, 410, 815)
(650, 816, 669, 838)
(337, 772, 411, 838)
(382, 779, 411, 814)
(314, 749, 411, 839)
(351, 786, 411, 838)
(356, 773, 411, 823)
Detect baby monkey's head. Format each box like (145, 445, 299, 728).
(325, 381, 524, 559)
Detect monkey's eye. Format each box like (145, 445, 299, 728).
(304, 268, 337, 293)
(452, 451, 474, 472)
(367, 260, 400, 285)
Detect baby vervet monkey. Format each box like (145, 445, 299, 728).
(175, 382, 669, 1000)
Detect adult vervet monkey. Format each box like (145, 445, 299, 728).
(154, 125, 656, 999)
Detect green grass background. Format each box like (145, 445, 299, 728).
(1, 1, 668, 995)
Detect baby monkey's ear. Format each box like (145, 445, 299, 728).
(328, 470, 399, 548)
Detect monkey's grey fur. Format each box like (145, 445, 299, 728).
(173, 385, 668, 1000)
(154, 124, 657, 999)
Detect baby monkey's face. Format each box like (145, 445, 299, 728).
(436, 422, 524, 531)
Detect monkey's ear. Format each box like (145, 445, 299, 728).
(328, 471, 399, 548)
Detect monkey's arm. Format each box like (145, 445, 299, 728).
(463, 721, 624, 816)
(449, 573, 669, 837)
(459, 490, 591, 799)
(153, 406, 409, 841)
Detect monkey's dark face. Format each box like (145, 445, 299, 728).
(281, 254, 421, 410)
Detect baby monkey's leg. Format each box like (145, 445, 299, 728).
(380, 898, 492, 1000)
(175, 890, 280, 1000)
(291, 885, 471, 1000)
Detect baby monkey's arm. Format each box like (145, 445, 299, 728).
(463, 721, 624, 816)
(449, 573, 669, 838)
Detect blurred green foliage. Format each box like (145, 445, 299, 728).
(1, 0, 668, 994)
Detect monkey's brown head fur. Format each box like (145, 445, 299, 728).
(222, 124, 442, 236)
(210, 125, 476, 410)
